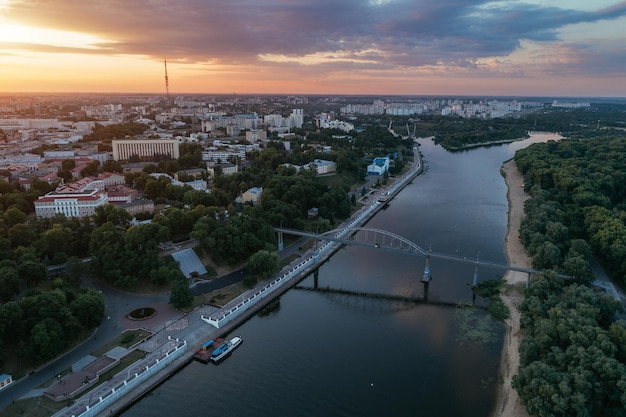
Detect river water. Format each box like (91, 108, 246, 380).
(122, 133, 558, 417)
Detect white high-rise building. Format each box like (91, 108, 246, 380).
(290, 109, 304, 128)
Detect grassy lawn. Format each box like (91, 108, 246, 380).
(92, 329, 152, 356)
(2, 395, 67, 417)
(198, 282, 250, 307)
(317, 172, 361, 189)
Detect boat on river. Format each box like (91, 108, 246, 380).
(193, 337, 225, 364)
(210, 336, 243, 363)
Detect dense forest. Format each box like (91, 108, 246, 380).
(515, 136, 626, 284)
(513, 271, 626, 417)
(511, 135, 626, 416)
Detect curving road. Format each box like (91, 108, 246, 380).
(0, 276, 169, 411)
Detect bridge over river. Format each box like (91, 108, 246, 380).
(275, 226, 572, 292)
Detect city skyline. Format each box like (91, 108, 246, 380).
(1, 0, 626, 97)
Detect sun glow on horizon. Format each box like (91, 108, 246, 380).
(0, 21, 105, 49)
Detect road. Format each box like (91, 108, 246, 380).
(0, 276, 169, 411)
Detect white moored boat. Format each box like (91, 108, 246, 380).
(210, 336, 243, 363)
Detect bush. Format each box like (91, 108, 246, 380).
(488, 297, 510, 320)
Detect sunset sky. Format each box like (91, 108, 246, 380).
(1, 0, 625, 97)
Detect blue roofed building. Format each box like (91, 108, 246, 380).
(240, 186, 263, 204)
(367, 156, 390, 175)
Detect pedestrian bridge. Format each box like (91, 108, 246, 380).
(275, 226, 572, 283)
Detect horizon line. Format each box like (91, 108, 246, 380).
(1, 92, 625, 100)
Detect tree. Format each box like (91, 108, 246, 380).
(0, 180, 13, 194)
(64, 256, 88, 287)
(102, 159, 123, 173)
(532, 241, 562, 270)
(61, 159, 76, 171)
(30, 318, 66, 364)
(610, 320, 626, 363)
(17, 260, 48, 288)
(57, 170, 73, 183)
(561, 253, 592, 285)
(93, 204, 131, 227)
(80, 160, 99, 178)
(0, 266, 20, 302)
(34, 223, 75, 262)
(0, 301, 25, 340)
(178, 153, 201, 169)
(169, 276, 193, 309)
(150, 265, 182, 285)
(184, 189, 217, 208)
(71, 289, 105, 328)
(3, 206, 27, 227)
(247, 250, 280, 280)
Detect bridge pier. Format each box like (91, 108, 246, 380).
(277, 231, 284, 251)
(421, 255, 431, 301)
(422, 281, 430, 301)
(472, 265, 479, 288)
(470, 265, 479, 304)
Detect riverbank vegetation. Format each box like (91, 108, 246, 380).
(510, 135, 626, 416)
(473, 279, 510, 320)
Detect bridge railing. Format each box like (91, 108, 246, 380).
(203, 250, 323, 328)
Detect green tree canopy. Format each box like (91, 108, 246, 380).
(248, 250, 280, 280)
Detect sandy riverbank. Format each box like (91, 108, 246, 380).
(491, 159, 533, 417)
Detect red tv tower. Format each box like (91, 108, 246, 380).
(164, 57, 170, 102)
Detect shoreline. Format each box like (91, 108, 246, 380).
(491, 159, 532, 417)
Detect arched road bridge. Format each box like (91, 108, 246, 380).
(275, 226, 571, 289)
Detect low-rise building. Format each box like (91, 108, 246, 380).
(112, 139, 180, 161)
(241, 187, 263, 204)
(207, 162, 238, 176)
(304, 159, 337, 175)
(0, 374, 13, 391)
(34, 188, 108, 218)
(117, 197, 155, 217)
(172, 178, 209, 192)
(98, 172, 125, 186)
(202, 148, 246, 163)
(245, 129, 267, 143)
(367, 157, 390, 175)
(106, 185, 137, 204)
(279, 159, 337, 176)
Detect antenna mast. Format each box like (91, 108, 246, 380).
(164, 57, 170, 102)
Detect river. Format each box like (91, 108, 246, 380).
(121, 133, 559, 417)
